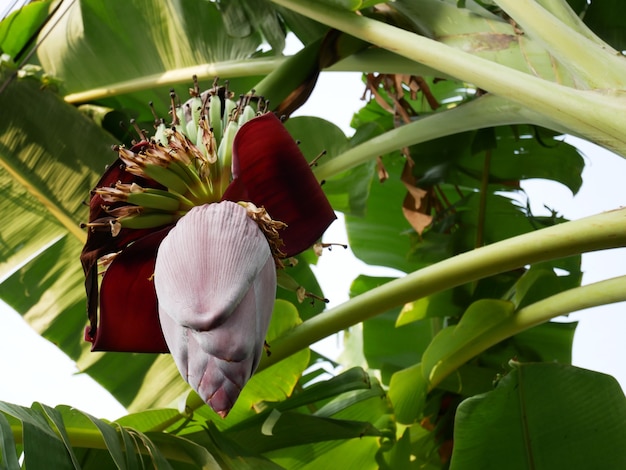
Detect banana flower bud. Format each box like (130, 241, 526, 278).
(154, 201, 275, 417)
(80, 84, 336, 416)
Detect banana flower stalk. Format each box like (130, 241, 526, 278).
(80, 86, 335, 416)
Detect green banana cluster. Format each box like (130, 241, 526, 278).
(96, 77, 265, 234)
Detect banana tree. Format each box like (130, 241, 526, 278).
(1, 0, 625, 468)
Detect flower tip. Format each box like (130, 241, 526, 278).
(207, 387, 235, 418)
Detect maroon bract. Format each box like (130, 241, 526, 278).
(81, 156, 170, 352)
(224, 113, 336, 256)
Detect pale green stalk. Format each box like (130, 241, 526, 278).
(257, 208, 626, 371)
(63, 57, 286, 104)
(427, 275, 626, 390)
(313, 94, 562, 181)
(495, 0, 623, 88)
(61, 48, 443, 104)
(269, 0, 626, 156)
(327, 48, 444, 77)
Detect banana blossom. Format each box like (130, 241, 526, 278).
(80, 109, 335, 416)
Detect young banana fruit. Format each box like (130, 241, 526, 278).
(96, 77, 266, 234)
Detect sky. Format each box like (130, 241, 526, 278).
(0, 3, 625, 421)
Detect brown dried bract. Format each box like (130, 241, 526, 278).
(239, 201, 287, 267)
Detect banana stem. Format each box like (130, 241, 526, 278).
(495, 0, 624, 88)
(427, 275, 626, 390)
(313, 94, 559, 181)
(252, 37, 323, 106)
(257, 208, 626, 371)
(63, 57, 286, 104)
(269, 0, 626, 157)
(326, 48, 444, 77)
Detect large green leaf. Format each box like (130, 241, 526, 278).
(0, 71, 171, 409)
(220, 367, 382, 452)
(0, 402, 222, 468)
(396, 289, 465, 325)
(0, 71, 115, 362)
(502, 321, 577, 364)
(421, 299, 515, 384)
(0, 413, 19, 469)
(351, 275, 436, 384)
(344, 155, 425, 272)
(453, 192, 536, 250)
(450, 362, 626, 469)
(263, 387, 390, 469)
(388, 363, 428, 425)
(36, 0, 263, 94)
(225, 410, 381, 454)
(507, 264, 582, 310)
(284, 116, 377, 217)
(184, 423, 283, 470)
(219, 0, 286, 52)
(404, 125, 583, 195)
(0, 0, 52, 59)
(23, 0, 286, 127)
(455, 126, 584, 195)
(0, 70, 116, 236)
(1, 235, 87, 358)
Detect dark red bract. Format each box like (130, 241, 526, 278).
(224, 113, 336, 257)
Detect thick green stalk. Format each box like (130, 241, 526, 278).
(313, 94, 560, 181)
(252, 37, 323, 107)
(427, 275, 626, 390)
(269, 0, 626, 156)
(63, 57, 286, 104)
(495, 0, 624, 88)
(327, 48, 444, 77)
(258, 208, 626, 371)
(62, 49, 443, 104)
(8, 423, 197, 465)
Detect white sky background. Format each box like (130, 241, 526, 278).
(0, 11, 625, 421)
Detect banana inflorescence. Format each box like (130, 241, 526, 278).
(91, 77, 268, 235)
